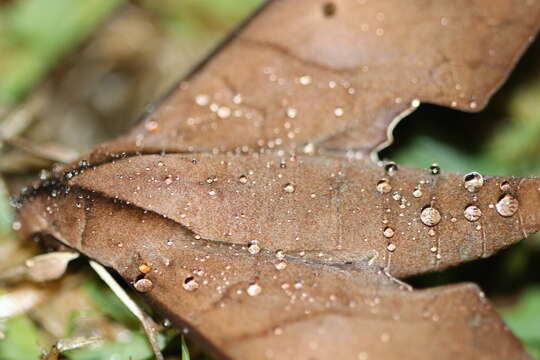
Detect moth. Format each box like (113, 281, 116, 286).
(12, 0, 540, 359)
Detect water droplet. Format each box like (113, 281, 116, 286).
(384, 162, 398, 176)
(303, 143, 315, 154)
(463, 172, 484, 192)
(134, 278, 153, 293)
(496, 194, 519, 217)
(412, 188, 423, 198)
(210, 103, 219, 112)
(195, 94, 210, 106)
(217, 106, 231, 119)
(429, 164, 440, 175)
(469, 101, 478, 109)
(376, 179, 392, 194)
(194, 269, 204, 276)
(183, 276, 199, 292)
(411, 99, 421, 107)
(238, 175, 248, 184)
(500, 181, 511, 192)
(231, 94, 242, 104)
(247, 282, 262, 296)
(463, 205, 482, 222)
(420, 207, 441, 226)
(299, 75, 312, 85)
(248, 240, 261, 254)
(11, 221, 21, 231)
(283, 183, 295, 193)
(383, 227, 395, 238)
(386, 243, 396, 252)
(286, 107, 297, 118)
(334, 107, 344, 117)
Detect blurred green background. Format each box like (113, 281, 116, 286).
(0, 0, 540, 359)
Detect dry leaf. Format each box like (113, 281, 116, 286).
(15, 153, 540, 359)
(13, 0, 540, 359)
(89, 0, 540, 161)
(0, 252, 79, 283)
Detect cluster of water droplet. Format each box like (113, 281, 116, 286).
(372, 163, 524, 266)
(496, 185, 519, 218)
(462, 172, 519, 220)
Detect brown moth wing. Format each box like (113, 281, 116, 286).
(87, 0, 540, 162)
(59, 153, 539, 278)
(17, 189, 531, 360)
